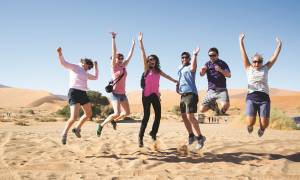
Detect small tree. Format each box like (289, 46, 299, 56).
(57, 90, 110, 119)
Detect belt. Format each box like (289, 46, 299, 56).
(181, 92, 194, 97)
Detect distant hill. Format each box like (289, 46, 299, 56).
(0, 87, 66, 111)
(127, 88, 300, 113)
(0, 84, 9, 88)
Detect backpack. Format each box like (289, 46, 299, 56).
(140, 70, 149, 89)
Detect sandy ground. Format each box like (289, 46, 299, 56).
(0, 119, 300, 180)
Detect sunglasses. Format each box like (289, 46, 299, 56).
(209, 54, 217, 57)
(181, 56, 189, 59)
(252, 60, 263, 64)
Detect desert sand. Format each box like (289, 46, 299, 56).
(0, 119, 300, 179)
(0, 87, 300, 179)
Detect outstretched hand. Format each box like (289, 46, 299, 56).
(110, 32, 117, 38)
(239, 33, 245, 41)
(193, 46, 200, 55)
(276, 37, 282, 45)
(57, 47, 62, 56)
(94, 61, 98, 69)
(138, 32, 143, 41)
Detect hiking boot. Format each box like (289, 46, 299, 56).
(195, 136, 206, 150)
(138, 137, 144, 147)
(96, 124, 103, 137)
(61, 134, 67, 145)
(111, 120, 117, 130)
(188, 134, 195, 145)
(258, 128, 265, 137)
(247, 126, 254, 134)
(72, 128, 81, 138)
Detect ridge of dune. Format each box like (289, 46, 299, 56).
(0, 87, 64, 109)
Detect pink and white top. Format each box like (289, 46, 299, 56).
(112, 65, 127, 94)
(59, 55, 98, 91)
(143, 70, 160, 97)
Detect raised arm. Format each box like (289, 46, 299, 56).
(110, 32, 117, 68)
(123, 39, 135, 67)
(138, 32, 148, 73)
(191, 47, 200, 72)
(266, 37, 282, 70)
(239, 33, 250, 70)
(160, 70, 178, 84)
(57, 47, 76, 70)
(87, 61, 99, 80)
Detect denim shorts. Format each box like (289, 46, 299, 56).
(246, 99, 270, 118)
(110, 93, 128, 102)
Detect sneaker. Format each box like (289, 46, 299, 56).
(138, 137, 144, 147)
(61, 134, 67, 145)
(96, 124, 103, 137)
(111, 120, 117, 130)
(195, 136, 206, 150)
(247, 126, 254, 134)
(72, 128, 81, 138)
(258, 128, 265, 137)
(188, 134, 195, 145)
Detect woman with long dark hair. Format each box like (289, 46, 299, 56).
(138, 32, 178, 147)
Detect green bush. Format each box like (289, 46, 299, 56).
(57, 90, 111, 119)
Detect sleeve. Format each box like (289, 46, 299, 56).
(223, 61, 231, 72)
(59, 55, 77, 70)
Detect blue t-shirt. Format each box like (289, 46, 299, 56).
(205, 59, 230, 90)
(178, 65, 198, 94)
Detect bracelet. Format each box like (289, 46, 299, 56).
(194, 53, 198, 56)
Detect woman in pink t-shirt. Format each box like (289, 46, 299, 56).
(57, 47, 98, 145)
(97, 32, 135, 137)
(138, 32, 178, 147)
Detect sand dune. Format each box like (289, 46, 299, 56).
(0, 120, 299, 179)
(0, 87, 65, 111)
(128, 88, 300, 113)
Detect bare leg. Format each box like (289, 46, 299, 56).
(220, 102, 230, 114)
(260, 117, 269, 129)
(181, 113, 193, 134)
(101, 100, 120, 127)
(62, 104, 80, 135)
(75, 102, 92, 129)
(187, 113, 202, 136)
(199, 105, 210, 113)
(114, 99, 130, 121)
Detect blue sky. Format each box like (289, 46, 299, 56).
(0, 0, 299, 95)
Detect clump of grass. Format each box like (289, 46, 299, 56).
(15, 120, 29, 126)
(269, 108, 297, 130)
(25, 109, 35, 115)
(19, 115, 26, 119)
(35, 117, 57, 122)
(172, 105, 181, 116)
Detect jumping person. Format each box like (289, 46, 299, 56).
(138, 32, 178, 147)
(178, 49, 206, 149)
(199, 47, 231, 115)
(239, 33, 282, 137)
(57, 47, 98, 145)
(97, 32, 135, 137)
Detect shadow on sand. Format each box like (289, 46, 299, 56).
(89, 149, 300, 165)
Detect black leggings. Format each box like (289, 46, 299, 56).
(139, 93, 161, 139)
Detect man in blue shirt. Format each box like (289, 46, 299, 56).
(200, 47, 231, 115)
(178, 47, 206, 149)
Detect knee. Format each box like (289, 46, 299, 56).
(261, 118, 269, 128)
(199, 105, 208, 113)
(68, 116, 78, 122)
(122, 111, 130, 117)
(221, 103, 230, 110)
